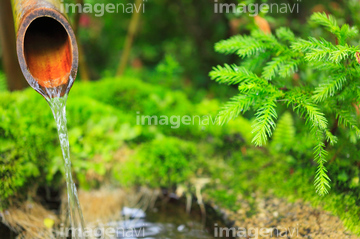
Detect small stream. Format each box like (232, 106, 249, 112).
(44, 76, 86, 238)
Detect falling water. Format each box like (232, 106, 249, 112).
(40, 76, 85, 238)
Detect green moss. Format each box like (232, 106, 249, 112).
(114, 137, 198, 188)
(0, 77, 248, 206)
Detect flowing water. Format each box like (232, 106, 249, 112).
(42, 76, 85, 238)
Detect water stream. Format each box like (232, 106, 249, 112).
(43, 76, 85, 238)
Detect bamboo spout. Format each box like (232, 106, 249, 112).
(11, 0, 78, 97)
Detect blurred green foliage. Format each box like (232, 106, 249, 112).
(114, 137, 198, 188)
(69, 0, 349, 83)
(62, 0, 348, 90)
(0, 72, 7, 92)
(67, 0, 229, 87)
(0, 77, 250, 206)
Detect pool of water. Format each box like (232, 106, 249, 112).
(114, 205, 214, 239)
(1, 191, 226, 239)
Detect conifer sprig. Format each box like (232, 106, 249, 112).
(310, 12, 359, 45)
(216, 94, 255, 125)
(336, 110, 360, 138)
(262, 55, 291, 81)
(252, 96, 278, 146)
(210, 12, 360, 195)
(313, 139, 331, 196)
(215, 35, 265, 57)
(210, 64, 264, 85)
(272, 111, 296, 151)
(312, 74, 347, 102)
(292, 37, 358, 64)
(275, 27, 296, 43)
(310, 12, 339, 35)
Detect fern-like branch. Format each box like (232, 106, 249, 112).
(275, 27, 296, 43)
(214, 35, 265, 57)
(272, 111, 296, 151)
(217, 94, 254, 125)
(312, 74, 347, 102)
(286, 90, 328, 130)
(292, 37, 357, 64)
(252, 96, 278, 146)
(209, 64, 267, 86)
(337, 110, 360, 138)
(313, 139, 331, 196)
(262, 56, 290, 81)
(310, 12, 339, 35)
(310, 12, 358, 45)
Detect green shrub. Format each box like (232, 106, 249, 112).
(114, 137, 198, 188)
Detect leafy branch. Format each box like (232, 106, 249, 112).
(210, 12, 360, 195)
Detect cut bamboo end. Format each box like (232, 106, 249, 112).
(14, 2, 78, 92)
(24, 16, 72, 88)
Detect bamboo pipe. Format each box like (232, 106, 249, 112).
(11, 0, 78, 97)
